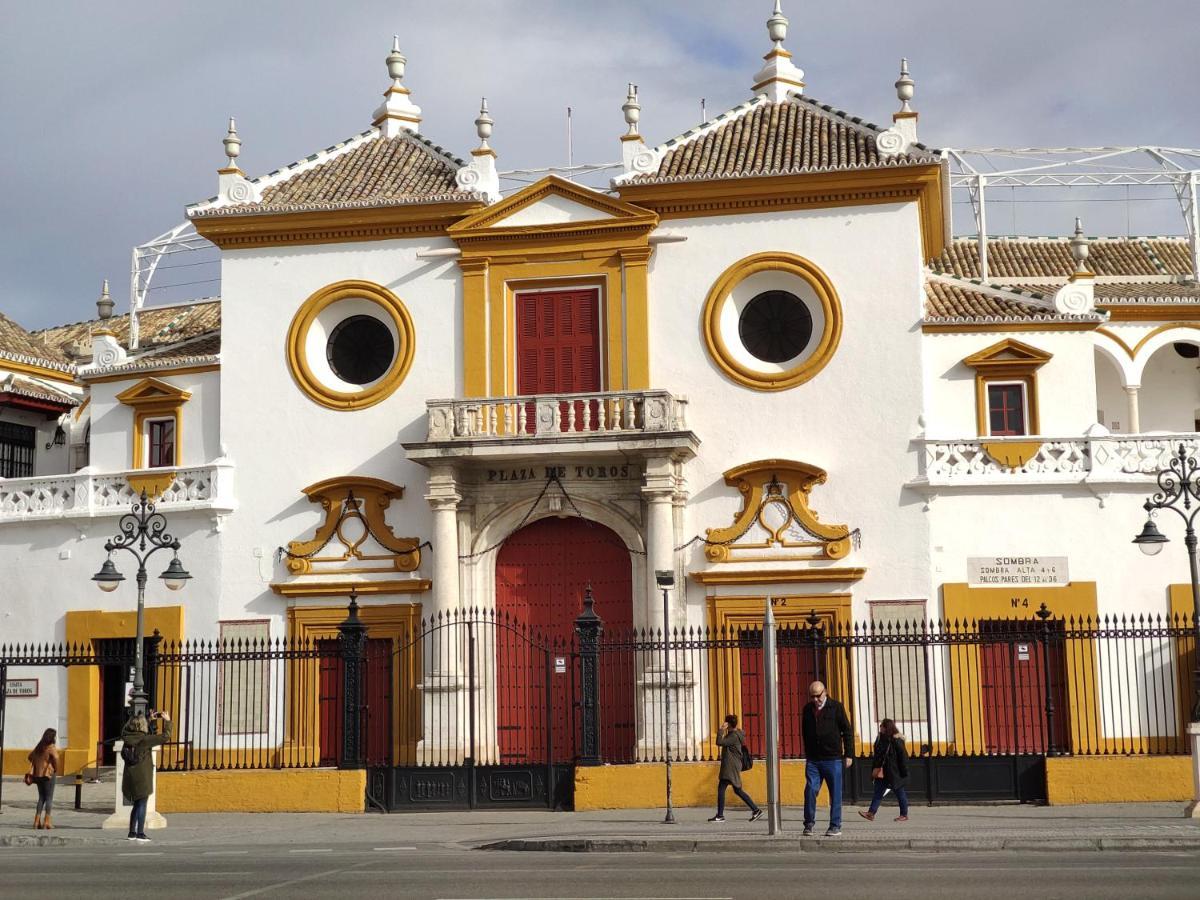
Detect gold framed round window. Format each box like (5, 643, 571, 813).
(285, 280, 415, 410)
(701, 252, 842, 391)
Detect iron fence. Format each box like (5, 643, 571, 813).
(0, 608, 1194, 775)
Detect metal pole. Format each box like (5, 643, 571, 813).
(1185, 528, 1200, 722)
(131, 566, 148, 718)
(0, 663, 7, 811)
(977, 174, 989, 282)
(662, 584, 675, 825)
(764, 599, 781, 834)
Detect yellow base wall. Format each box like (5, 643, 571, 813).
(1046, 756, 1193, 804)
(156, 769, 365, 813)
(575, 761, 831, 811)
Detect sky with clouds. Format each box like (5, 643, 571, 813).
(3, 0, 1197, 329)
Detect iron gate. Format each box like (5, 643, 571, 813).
(362, 609, 575, 811)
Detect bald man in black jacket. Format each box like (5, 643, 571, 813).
(801, 680, 854, 836)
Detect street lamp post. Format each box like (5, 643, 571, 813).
(1132, 444, 1200, 723)
(655, 569, 676, 825)
(92, 489, 191, 719)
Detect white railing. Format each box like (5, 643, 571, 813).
(921, 434, 1200, 485)
(426, 390, 688, 441)
(0, 463, 236, 523)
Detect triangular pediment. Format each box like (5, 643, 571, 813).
(963, 338, 1052, 370)
(449, 175, 657, 236)
(115, 377, 192, 406)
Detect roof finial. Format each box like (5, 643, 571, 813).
(386, 35, 406, 83)
(752, 1, 804, 101)
(373, 35, 422, 136)
(767, 0, 788, 47)
(1070, 217, 1092, 276)
(475, 98, 494, 151)
(222, 117, 242, 170)
(96, 279, 114, 320)
(622, 83, 641, 137)
(895, 58, 915, 115)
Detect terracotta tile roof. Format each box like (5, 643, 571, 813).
(143, 331, 221, 360)
(35, 301, 221, 358)
(924, 280, 1056, 321)
(0, 311, 72, 369)
(191, 132, 479, 217)
(0, 372, 79, 407)
(1001, 282, 1200, 303)
(624, 94, 938, 185)
(933, 238, 1195, 280)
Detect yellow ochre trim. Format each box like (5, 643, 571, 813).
(691, 567, 865, 585)
(980, 441, 1043, 469)
(126, 470, 177, 500)
(1103, 305, 1200, 322)
(63, 606, 185, 775)
(0, 357, 76, 384)
(73, 395, 90, 421)
(922, 321, 1099, 334)
(83, 364, 220, 384)
(270, 579, 431, 598)
(962, 338, 1051, 437)
(116, 377, 191, 469)
(576, 760, 835, 811)
(157, 769, 365, 813)
(1130, 321, 1200, 357)
(1045, 756, 1192, 805)
(285, 280, 415, 411)
(702, 252, 843, 392)
(941, 582, 1098, 757)
(618, 164, 947, 263)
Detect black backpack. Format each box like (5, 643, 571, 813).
(740, 744, 754, 771)
(120, 742, 144, 766)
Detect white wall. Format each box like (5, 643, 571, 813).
(1094, 347, 1127, 432)
(1140, 343, 1200, 433)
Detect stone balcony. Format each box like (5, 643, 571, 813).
(916, 434, 1200, 489)
(404, 390, 699, 464)
(0, 463, 236, 524)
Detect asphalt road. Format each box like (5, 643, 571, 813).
(0, 845, 1197, 899)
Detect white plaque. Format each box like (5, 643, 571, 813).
(967, 556, 1069, 587)
(4, 679, 39, 698)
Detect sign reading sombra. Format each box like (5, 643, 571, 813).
(967, 556, 1069, 587)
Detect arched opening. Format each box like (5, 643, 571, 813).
(1139, 340, 1200, 433)
(1094, 347, 1128, 432)
(495, 517, 634, 762)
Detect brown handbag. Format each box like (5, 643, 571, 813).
(23, 772, 34, 786)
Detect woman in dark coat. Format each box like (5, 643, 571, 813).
(858, 718, 910, 822)
(708, 714, 763, 823)
(121, 711, 171, 842)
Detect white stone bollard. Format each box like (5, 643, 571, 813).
(1186, 723, 1200, 819)
(102, 741, 167, 830)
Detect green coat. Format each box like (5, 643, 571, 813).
(716, 728, 747, 788)
(121, 721, 170, 802)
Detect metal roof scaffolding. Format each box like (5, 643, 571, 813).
(943, 147, 1200, 281)
(130, 222, 217, 350)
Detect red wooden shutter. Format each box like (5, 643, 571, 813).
(515, 289, 602, 431)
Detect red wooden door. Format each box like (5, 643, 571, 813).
(979, 621, 1068, 753)
(495, 517, 632, 762)
(515, 289, 602, 431)
(738, 628, 818, 759)
(318, 638, 391, 767)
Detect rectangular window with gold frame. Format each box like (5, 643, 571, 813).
(146, 416, 176, 468)
(986, 382, 1029, 436)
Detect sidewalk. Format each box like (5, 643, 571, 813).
(2, 776, 1198, 852)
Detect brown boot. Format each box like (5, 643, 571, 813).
(43, 814, 53, 830)
(33, 814, 42, 830)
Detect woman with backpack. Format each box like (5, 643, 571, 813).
(858, 717, 910, 822)
(121, 710, 171, 843)
(708, 714, 763, 823)
(27, 727, 59, 830)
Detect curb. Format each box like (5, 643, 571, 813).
(0, 835, 73, 848)
(480, 836, 1200, 854)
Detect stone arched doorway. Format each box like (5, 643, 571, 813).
(495, 516, 634, 762)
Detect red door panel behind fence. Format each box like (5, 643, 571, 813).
(979, 621, 1069, 753)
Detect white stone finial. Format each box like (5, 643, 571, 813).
(222, 117, 242, 169)
(1070, 217, 1092, 276)
(373, 35, 422, 136)
(752, 1, 804, 101)
(96, 279, 114, 320)
(475, 98, 494, 150)
(768, 1, 788, 46)
(896, 58, 915, 114)
(622, 83, 641, 137)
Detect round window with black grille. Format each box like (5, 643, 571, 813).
(326, 315, 395, 385)
(737, 290, 813, 363)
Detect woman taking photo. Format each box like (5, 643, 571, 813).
(858, 718, 910, 822)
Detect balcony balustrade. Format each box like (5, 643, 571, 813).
(920, 434, 1200, 486)
(0, 463, 236, 523)
(425, 390, 689, 441)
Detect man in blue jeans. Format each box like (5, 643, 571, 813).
(800, 680, 854, 836)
